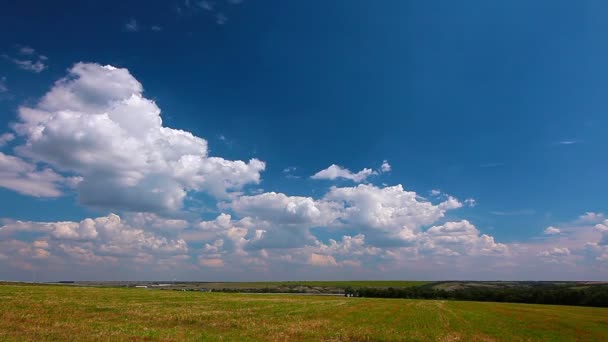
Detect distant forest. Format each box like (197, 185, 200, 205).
(345, 283, 608, 307)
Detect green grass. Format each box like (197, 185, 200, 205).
(0, 284, 606, 341)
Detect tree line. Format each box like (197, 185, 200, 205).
(344, 284, 608, 307)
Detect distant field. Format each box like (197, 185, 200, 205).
(187, 280, 429, 289)
(1, 284, 607, 341)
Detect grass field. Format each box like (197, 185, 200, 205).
(1, 284, 606, 341)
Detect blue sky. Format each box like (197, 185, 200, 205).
(0, 0, 607, 281)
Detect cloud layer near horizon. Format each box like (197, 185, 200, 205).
(0, 63, 606, 281)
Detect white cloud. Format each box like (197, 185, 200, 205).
(125, 19, 139, 32)
(0, 213, 188, 276)
(191, 214, 264, 261)
(186, 204, 504, 271)
(421, 220, 508, 257)
(583, 221, 608, 262)
(464, 198, 477, 207)
(595, 221, 608, 232)
(18, 46, 35, 55)
(0, 152, 80, 197)
(313, 234, 381, 259)
(538, 247, 570, 257)
(8, 58, 46, 73)
(282, 166, 296, 173)
(579, 212, 605, 223)
(438, 196, 463, 210)
(430, 189, 442, 197)
(222, 194, 331, 250)
(536, 246, 573, 265)
(323, 184, 462, 245)
(0, 133, 14, 146)
(311, 164, 376, 183)
(282, 166, 299, 179)
(3, 47, 48, 73)
(1, 202, 603, 279)
(380, 160, 391, 172)
(595, 220, 608, 245)
(544, 226, 561, 235)
(229, 192, 338, 226)
(11, 63, 265, 212)
(0, 214, 187, 260)
(202, 183, 470, 258)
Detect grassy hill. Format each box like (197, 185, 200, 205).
(1, 284, 607, 341)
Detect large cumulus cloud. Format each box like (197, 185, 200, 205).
(10, 63, 265, 212)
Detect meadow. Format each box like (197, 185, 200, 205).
(0, 284, 606, 341)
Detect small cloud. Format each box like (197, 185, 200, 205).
(150, 25, 162, 32)
(3, 46, 48, 73)
(380, 160, 391, 173)
(438, 196, 463, 210)
(283, 166, 297, 173)
(311, 164, 376, 183)
(0, 132, 15, 146)
(18, 45, 35, 55)
(595, 222, 608, 233)
(464, 198, 477, 207)
(430, 189, 442, 197)
(125, 18, 139, 32)
(282, 166, 300, 179)
(217, 134, 234, 148)
(557, 140, 578, 145)
(543, 226, 561, 235)
(12, 59, 46, 73)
